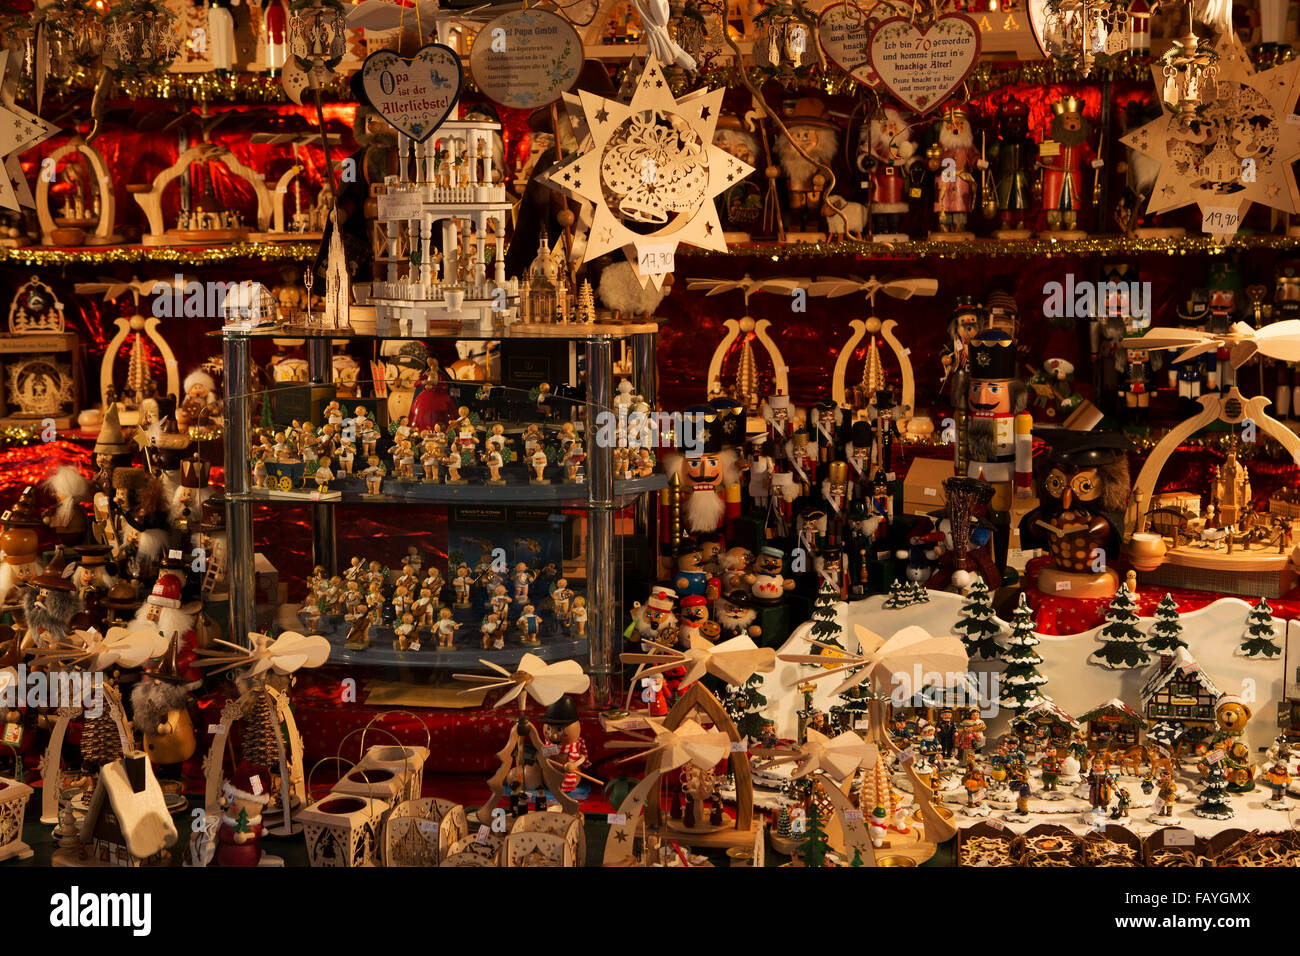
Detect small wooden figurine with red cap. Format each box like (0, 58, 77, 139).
(216, 762, 274, 866)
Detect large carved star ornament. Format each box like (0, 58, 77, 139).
(543, 57, 753, 288)
(1120, 33, 1300, 239)
(0, 50, 59, 212)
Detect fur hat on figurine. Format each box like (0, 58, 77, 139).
(183, 369, 215, 401)
(222, 762, 272, 806)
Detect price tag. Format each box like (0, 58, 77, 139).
(1201, 206, 1242, 235)
(209, 724, 225, 735)
(899, 747, 915, 764)
(843, 809, 863, 822)
(730, 740, 748, 753)
(637, 243, 675, 277)
(119, 730, 131, 751)
(541, 744, 561, 757)
(886, 472, 896, 482)
(476, 824, 490, 844)
(1164, 828, 1194, 846)
(1206, 748, 1225, 765)
(250, 774, 264, 796)
(986, 818, 1006, 830)
(1039, 141, 1060, 157)
(1055, 580, 1071, 591)
(417, 819, 440, 837)
(1287, 113, 1300, 125)
(606, 813, 627, 826)
(923, 487, 937, 497)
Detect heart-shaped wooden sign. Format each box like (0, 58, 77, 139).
(817, 3, 882, 88)
(867, 14, 981, 116)
(361, 44, 462, 143)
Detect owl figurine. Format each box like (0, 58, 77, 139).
(1019, 431, 1132, 599)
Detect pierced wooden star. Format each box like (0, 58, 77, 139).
(0, 50, 59, 212)
(1120, 33, 1300, 240)
(542, 56, 754, 289)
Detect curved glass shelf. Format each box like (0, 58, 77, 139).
(231, 473, 666, 506)
(323, 635, 590, 670)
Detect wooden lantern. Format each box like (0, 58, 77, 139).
(511, 810, 584, 865)
(503, 830, 575, 867)
(0, 776, 33, 861)
(383, 797, 466, 867)
(355, 744, 429, 804)
(298, 794, 386, 867)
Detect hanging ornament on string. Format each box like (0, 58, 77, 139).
(1119, 27, 1300, 240)
(281, 0, 347, 106)
(0, 50, 59, 213)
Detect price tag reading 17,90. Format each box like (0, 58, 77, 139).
(637, 244, 675, 277)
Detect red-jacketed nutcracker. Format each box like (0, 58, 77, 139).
(660, 409, 740, 542)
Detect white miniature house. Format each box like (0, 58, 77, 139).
(365, 116, 518, 337)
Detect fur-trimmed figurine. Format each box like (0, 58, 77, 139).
(856, 104, 917, 241)
(775, 97, 840, 234)
(23, 557, 82, 647)
(131, 631, 202, 768)
(598, 260, 669, 322)
(663, 449, 740, 536)
(927, 106, 981, 240)
(177, 367, 220, 430)
(42, 466, 92, 545)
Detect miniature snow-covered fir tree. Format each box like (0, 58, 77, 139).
(882, 579, 909, 609)
(1237, 598, 1281, 659)
(800, 803, 830, 867)
(1088, 585, 1150, 670)
(998, 594, 1048, 716)
(953, 578, 1000, 660)
(1192, 756, 1235, 820)
(725, 675, 768, 742)
(810, 579, 843, 648)
(776, 805, 792, 840)
(907, 580, 930, 604)
(1144, 593, 1187, 655)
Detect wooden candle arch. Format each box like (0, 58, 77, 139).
(35, 140, 118, 246)
(133, 143, 277, 244)
(38, 684, 133, 825)
(831, 316, 915, 420)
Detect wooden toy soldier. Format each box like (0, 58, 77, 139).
(452, 565, 473, 606)
(551, 577, 573, 626)
(360, 455, 385, 496)
(434, 607, 461, 648)
(481, 612, 503, 649)
(517, 604, 542, 645)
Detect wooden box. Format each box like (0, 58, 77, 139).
(0, 331, 82, 430)
(902, 457, 955, 517)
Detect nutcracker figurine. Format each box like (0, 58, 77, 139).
(1038, 96, 1101, 239)
(926, 105, 981, 240)
(989, 96, 1036, 239)
(856, 104, 919, 241)
(965, 329, 1033, 510)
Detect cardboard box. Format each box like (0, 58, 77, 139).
(902, 457, 954, 517)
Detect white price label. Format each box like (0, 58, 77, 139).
(209, 724, 226, 735)
(843, 809, 863, 822)
(476, 824, 491, 844)
(899, 747, 915, 764)
(541, 744, 561, 756)
(417, 820, 440, 837)
(1055, 580, 1071, 591)
(923, 487, 937, 497)
(986, 818, 1006, 830)
(1287, 113, 1300, 125)
(730, 740, 748, 753)
(886, 472, 896, 482)
(637, 243, 675, 277)
(1164, 828, 1194, 846)
(1206, 748, 1225, 765)
(1201, 206, 1242, 236)
(250, 774, 264, 795)
(606, 813, 627, 826)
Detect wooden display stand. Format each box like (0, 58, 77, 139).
(132, 143, 277, 246)
(38, 685, 133, 825)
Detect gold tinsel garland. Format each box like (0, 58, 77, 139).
(0, 241, 319, 267)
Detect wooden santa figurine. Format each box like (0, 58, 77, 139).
(216, 762, 274, 866)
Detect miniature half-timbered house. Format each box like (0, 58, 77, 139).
(77, 752, 177, 866)
(1078, 699, 1146, 749)
(1139, 647, 1221, 748)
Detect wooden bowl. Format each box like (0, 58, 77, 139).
(49, 226, 86, 246)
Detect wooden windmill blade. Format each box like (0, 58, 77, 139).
(685, 277, 752, 295)
(613, 717, 730, 771)
(454, 653, 589, 708)
(750, 278, 811, 295)
(1123, 327, 1216, 352)
(879, 277, 939, 299)
(697, 636, 777, 687)
(807, 276, 869, 297)
(1248, 319, 1300, 365)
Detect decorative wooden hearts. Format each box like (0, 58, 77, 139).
(361, 44, 462, 142)
(867, 14, 981, 115)
(469, 8, 583, 110)
(817, 2, 882, 87)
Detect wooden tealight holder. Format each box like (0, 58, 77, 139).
(35, 140, 119, 246)
(0, 776, 34, 861)
(132, 143, 275, 246)
(298, 794, 387, 867)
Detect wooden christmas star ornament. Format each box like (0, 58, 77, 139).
(0, 50, 59, 213)
(1120, 33, 1300, 239)
(543, 56, 754, 289)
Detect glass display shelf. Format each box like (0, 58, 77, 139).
(231, 473, 666, 506)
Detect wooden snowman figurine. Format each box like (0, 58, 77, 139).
(216, 762, 275, 866)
